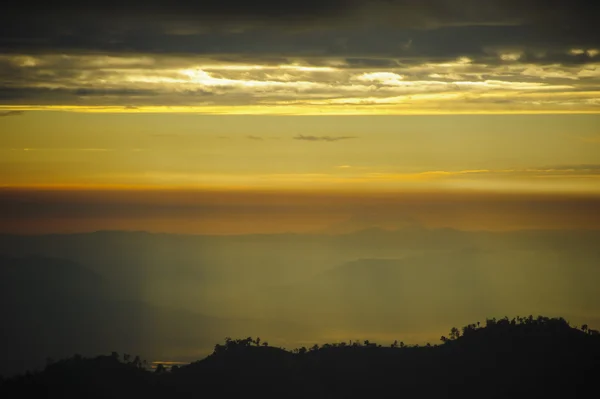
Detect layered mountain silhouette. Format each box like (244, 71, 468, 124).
(0, 256, 309, 376)
(1, 316, 598, 399)
(1, 229, 599, 377)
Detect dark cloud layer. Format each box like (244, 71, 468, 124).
(0, 1, 598, 110)
(1, 1, 598, 58)
(9, 1, 598, 27)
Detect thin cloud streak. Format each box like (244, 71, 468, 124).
(294, 135, 357, 142)
(0, 110, 24, 117)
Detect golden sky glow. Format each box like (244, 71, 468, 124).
(1, 1, 599, 234)
(1, 112, 599, 233)
(2, 113, 599, 193)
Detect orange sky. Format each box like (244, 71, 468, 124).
(1, 111, 599, 234)
(2, 187, 599, 234)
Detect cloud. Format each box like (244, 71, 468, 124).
(294, 135, 357, 142)
(0, 1, 598, 60)
(0, 110, 24, 117)
(411, 166, 600, 178)
(246, 135, 264, 141)
(6, 1, 598, 31)
(405, 166, 600, 182)
(540, 164, 600, 173)
(1, 51, 598, 113)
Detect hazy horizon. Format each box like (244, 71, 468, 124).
(1, 0, 599, 381)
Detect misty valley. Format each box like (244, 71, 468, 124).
(1, 227, 599, 380)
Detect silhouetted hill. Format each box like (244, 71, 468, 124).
(0, 256, 309, 377)
(1, 316, 599, 399)
(2, 230, 600, 380)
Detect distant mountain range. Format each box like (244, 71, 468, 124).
(0, 256, 311, 377)
(1, 228, 599, 376)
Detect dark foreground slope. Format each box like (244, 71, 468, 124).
(2, 316, 599, 399)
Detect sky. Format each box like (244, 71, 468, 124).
(1, 2, 600, 375)
(1, 0, 599, 234)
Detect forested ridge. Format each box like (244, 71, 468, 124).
(2, 315, 598, 398)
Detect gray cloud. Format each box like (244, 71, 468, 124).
(294, 135, 357, 142)
(0, 2, 598, 111)
(0, 1, 597, 59)
(0, 53, 597, 111)
(8, 1, 598, 29)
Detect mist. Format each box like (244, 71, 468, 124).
(2, 227, 599, 376)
